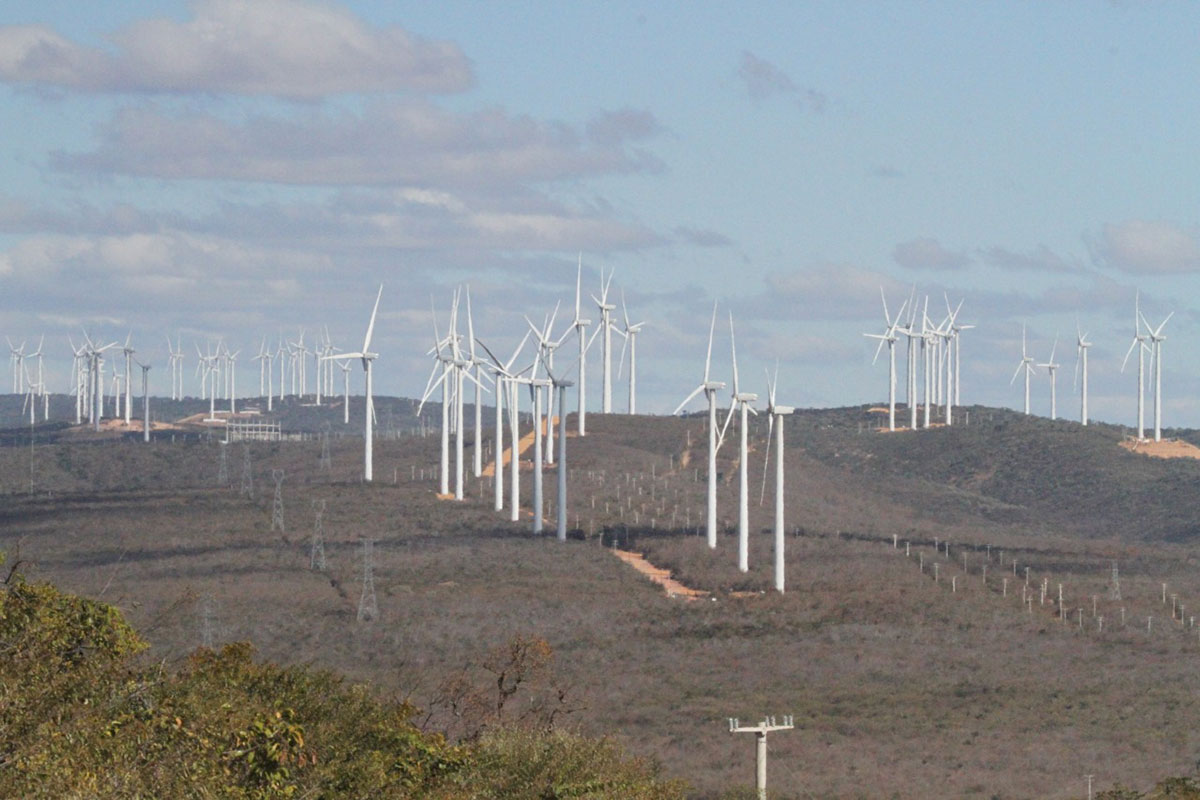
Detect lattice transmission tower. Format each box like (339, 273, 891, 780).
(310, 499, 327, 571)
(357, 537, 378, 622)
(318, 422, 332, 472)
(1109, 560, 1122, 602)
(217, 442, 230, 487)
(240, 445, 254, 498)
(271, 469, 285, 532)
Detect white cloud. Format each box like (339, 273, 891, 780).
(893, 237, 972, 271)
(52, 101, 663, 188)
(0, 0, 472, 97)
(736, 51, 827, 112)
(1088, 220, 1200, 274)
(977, 244, 1084, 274)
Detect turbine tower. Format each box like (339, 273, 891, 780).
(1075, 323, 1091, 426)
(673, 302, 726, 550)
(720, 313, 757, 574)
(762, 365, 793, 593)
(1037, 337, 1060, 421)
(1010, 325, 1036, 415)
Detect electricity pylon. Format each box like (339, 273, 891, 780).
(357, 537, 378, 622)
(240, 445, 254, 498)
(217, 442, 229, 487)
(310, 499, 327, 571)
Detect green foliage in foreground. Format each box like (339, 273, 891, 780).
(0, 554, 685, 799)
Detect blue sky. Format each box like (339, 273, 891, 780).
(1, 1, 1199, 427)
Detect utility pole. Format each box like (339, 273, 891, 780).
(729, 715, 794, 799)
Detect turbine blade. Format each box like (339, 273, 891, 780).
(363, 285, 383, 353)
(704, 301, 717, 382)
(759, 413, 774, 506)
(672, 384, 706, 416)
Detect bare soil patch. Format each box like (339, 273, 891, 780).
(1119, 438, 1200, 459)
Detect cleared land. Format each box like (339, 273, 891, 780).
(4, 400, 1200, 798)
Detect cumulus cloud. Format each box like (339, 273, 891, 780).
(977, 244, 1084, 274)
(737, 264, 909, 322)
(52, 101, 663, 188)
(736, 51, 827, 112)
(1088, 220, 1200, 274)
(892, 237, 972, 271)
(0, 0, 472, 97)
(674, 226, 731, 247)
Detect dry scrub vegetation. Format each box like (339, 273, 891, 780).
(3, 399, 1200, 797)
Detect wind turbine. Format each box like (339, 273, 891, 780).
(326, 285, 382, 481)
(863, 287, 907, 431)
(616, 290, 645, 415)
(719, 313, 757, 573)
(1141, 307, 1173, 442)
(1010, 324, 1036, 415)
(934, 299, 963, 425)
(673, 302, 725, 550)
(122, 334, 135, 425)
(1074, 322, 1091, 426)
(592, 268, 617, 414)
(761, 365, 793, 593)
(419, 294, 454, 496)
(1037, 337, 1060, 420)
(1121, 293, 1151, 441)
(945, 294, 974, 407)
(465, 288, 491, 479)
(476, 333, 530, 514)
(899, 290, 921, 430)
(134, 358, 151, 442)
(526, 303, 564, 467)
(562, 255, 592, 435)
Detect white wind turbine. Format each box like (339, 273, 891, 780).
(562, 255, 592, 435)
(673, 302, 726, 550)
(719, 313, 757, 573)
(616, 290, 644, 415)
(476, 334, 530, 514)
(592, 268, 617, 414)
(122, 333, 135, 425)
(526, 303, 564, 467)
(253, 337, 268, 399)
(1074, 322, 1092, 426)
(760, 364, 793, 593)
(419, 294, 455, 497)
(899, 291, 921, 430)
(936, 300, 963, 425)
(447, 293, 484, 500)
(338, 360, 351, 424)
(1037, 337, 1060, 420)
(863, 287, 907, 432)
(325, 285, 383, 481)
(1120, 293, 1151, 441)
(465, 288, 492, 479)
(1010, 325, 1036, 415)
(1141, 307, 1173, 442)
(945, 294, 974, 407)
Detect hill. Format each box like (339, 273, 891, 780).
(3, 397, 1200, 797)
